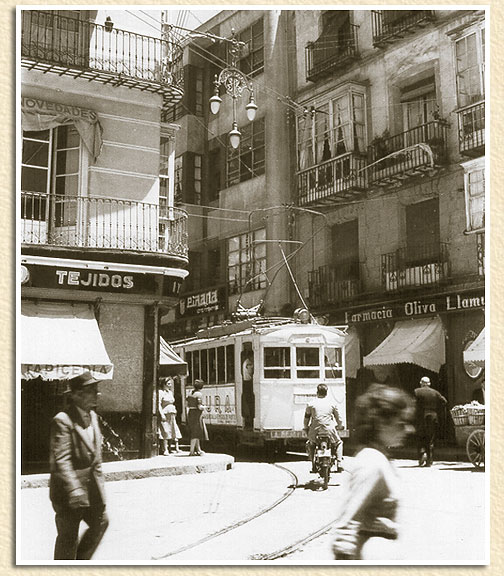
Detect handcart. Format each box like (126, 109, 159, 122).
(450, 404, 485, 468)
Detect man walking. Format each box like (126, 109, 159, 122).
(49, 372, 108, 560)
(414, 376, 447, 467)
(304, 383, 344, 473)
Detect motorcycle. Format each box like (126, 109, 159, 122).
(314, 434, 336, 490)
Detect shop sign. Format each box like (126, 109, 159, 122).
(23, 264, 182, 297)
(337, 289, 485, 324)
(177, 286, 227, 317)
(21, 97, 98, 122)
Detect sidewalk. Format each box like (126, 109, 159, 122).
(21, 451, 235, 489)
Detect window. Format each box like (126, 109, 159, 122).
(324, 347, 343, 380)
(184, 251, 202, 292)
(227, 228, 267, 294)
(22, 10, 90, 67)
(226, 118, 265, 186)
(21, 125, 82, 229)
(236, 19, 264, 77)
(297, 85, 366, 171)
(173, 153, 202, 205)
(207, 249, 221, 286)
(331, 219, 359, 279)
(264, 347, 291, 379)
(186, 345, 235, 385)
(462, 159, 485, 232)
(295, 347, 319, 379)
(455, 27, 485, 108)
(162, 65, 204, 122)
(406, 198, 440, 264)
(207, 144, 222, 202)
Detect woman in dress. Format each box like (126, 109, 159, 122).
(332, 383, 415, 560)
(186, 379, 208, 456)
(157, 377, 181, 455)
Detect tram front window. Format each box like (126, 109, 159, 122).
(264, 347, 291, 379)
(296, 347, 320, 379)
(324, 347, 343, 379)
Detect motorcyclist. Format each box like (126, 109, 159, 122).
(304, 383, 344, 473)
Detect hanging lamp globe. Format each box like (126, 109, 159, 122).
(229, 122, 241, 149)
(245, 95, 258, 122)
(209, 93, 222, 115)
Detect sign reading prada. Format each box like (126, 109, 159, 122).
(339, 290, 485, 324)
(23, 264, 182, 297)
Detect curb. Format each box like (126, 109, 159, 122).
(21, 454, 235, 489)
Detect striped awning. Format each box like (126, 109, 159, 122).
(464, 328, 485, 367)
(363, 317, 446, 373)
(21, 301, 113, 381)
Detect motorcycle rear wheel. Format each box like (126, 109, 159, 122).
(321, 465, 330, 490)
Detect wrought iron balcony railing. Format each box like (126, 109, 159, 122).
(21, 10, 184, 105)
(458, 101, 485, 157)
(305, 24, 359, 82)
(477, 231, 485, 277)
(297, 152, 367, 206)
(368, 120, 448, 186)
(308, 264, 361, 308)
(21, 191, 188, 259)
(382, 242, 450, 292)
(372, 10, 434, 47)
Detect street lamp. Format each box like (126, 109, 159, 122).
(210, 29, 258, 149)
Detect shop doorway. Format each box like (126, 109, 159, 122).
(21, 378, 66, 474)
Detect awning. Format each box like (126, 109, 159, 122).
(363, 317, 446, 373)
(159, 338, 187, 376)
(345, 326, 360, 379)
(464, 328, 485, 367)
(21, 301, 113, 381)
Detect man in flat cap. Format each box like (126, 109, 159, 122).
(49, 372, 108, 560)
(414, 376, 447, 467)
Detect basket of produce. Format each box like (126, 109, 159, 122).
(467, 402, 485, 426)
(450, 405, 468, 426)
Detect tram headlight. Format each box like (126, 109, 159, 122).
(293, 308, 310, 324)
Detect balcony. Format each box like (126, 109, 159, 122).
(372, 10, 434, 47)
(458, 101, 485, 157)
(382, 243, 450, 292)
(21, 10, 184, 107)
(477, 231, 485, 277)
(297, 153, 367, 206)
(305, 24, 359, 82)
(308, 264, 361, 308)
(21, 191, 188, 260)
(368, 120, 448, 187)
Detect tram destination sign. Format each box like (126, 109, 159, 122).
(334, 289, 485, 325)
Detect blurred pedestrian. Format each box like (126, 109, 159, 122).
(304, 383, 344, 473)
(186, 379, 208, 456)
(49, 372, 108, 560)
(414, 376, 447, 467)
(471, 378, 485, 404)
(158, 377, 181, 455)
(332, 383, 414, 561)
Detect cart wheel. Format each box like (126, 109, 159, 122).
(466, 429, 485, 468)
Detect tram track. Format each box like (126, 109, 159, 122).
(151, 463, 299, 560)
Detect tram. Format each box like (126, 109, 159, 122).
(171, 315, 348, 453)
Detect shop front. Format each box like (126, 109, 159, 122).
(20, 257, 188, 471)
(331, 287, 485, 438)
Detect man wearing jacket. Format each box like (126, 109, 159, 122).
(49, 372, 108, 560)
(414, 376, 447, 467)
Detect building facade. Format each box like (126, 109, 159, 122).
(20, 9, 188, 471)
(161, 9, 486, 443)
